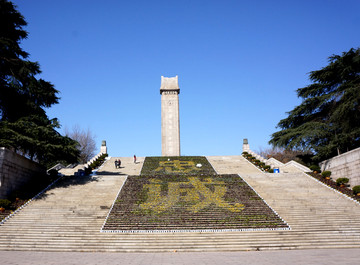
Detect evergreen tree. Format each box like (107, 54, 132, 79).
(270, 48, 360, 161)
(0, 0, 79, 167)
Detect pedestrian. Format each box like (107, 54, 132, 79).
(114, 160, 118, 169)
(134, 155, 136, 164)
(118, 159, 121, 168)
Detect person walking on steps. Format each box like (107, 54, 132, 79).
(134, 155, 137, 164)
(114, 160, 118, 169)
(118, 159, 121, 168)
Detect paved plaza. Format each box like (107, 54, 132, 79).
(1, 249, 360, 265)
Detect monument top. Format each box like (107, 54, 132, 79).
(160, 75, 180, 94)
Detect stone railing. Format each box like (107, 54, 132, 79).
(248, 151, 310, 173)
(73, 151, 108, 176)
(242, 139, 310, 173)
(86, 152, 105, 168)
(58, 144, 108, 176)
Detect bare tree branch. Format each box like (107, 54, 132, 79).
(65, 125, 96, 163)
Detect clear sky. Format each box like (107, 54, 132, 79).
(12, 0, 360, 157)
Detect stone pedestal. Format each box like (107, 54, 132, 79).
(243, 138, 250, 153)
(100, 140, 107, 154)
(160, 76, 180, 156)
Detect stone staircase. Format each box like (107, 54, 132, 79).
(0, 156, 359, 252)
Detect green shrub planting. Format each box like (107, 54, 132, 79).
(321, 171, 332, 178)
(0, 199, 11, 209)
(353, 186, 360, 195)
(309, 165, 321, 172)
(336, 178, 349, 186)
(88, 153, 108, 172)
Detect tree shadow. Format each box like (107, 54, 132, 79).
(56, 174, 100, 188)
(96, 171, 127, 176)
(34, 174, 100, 200)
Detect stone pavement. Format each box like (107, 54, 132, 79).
(59, 156, 145, 176)
(206, 155, 261, 174)
(1, 249, 360, 265)
(99, 156, 144, 175)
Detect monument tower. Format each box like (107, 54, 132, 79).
(160, 75, 180, 156)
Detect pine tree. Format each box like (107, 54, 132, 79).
(0, 0, 79, 167)
(270, 48, 360, 161)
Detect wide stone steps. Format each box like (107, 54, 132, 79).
(0, 242, 359, 253)
(1, 156, 360, 252)
(1, 238, 359, 246)
(0, 240, 358, 250)
(0, 233, 359, 250)
(0, 238, 357, 247)
(0, 231, 359, 240)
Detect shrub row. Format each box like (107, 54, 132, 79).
(309, 165, 321, 172)
(353, 186, 360, 195)
(319, 171, 352, 188)
(85, 153, 109, 175)
(336, 177, 349, 186)
(311, 170, 360, 198)
(321, 171, 331, 178)
(242, 152, 273, 173)
(0, 199, 11, 209)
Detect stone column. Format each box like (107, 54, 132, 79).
(243, 138, 250, 153)
(100, 140, 107, 154)
(160, 76, 180, 156)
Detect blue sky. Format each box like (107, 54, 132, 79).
(12, 0, 360, 157)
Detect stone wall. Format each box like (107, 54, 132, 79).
(0, 147, 45, 199)
(320, 147, 360, 187)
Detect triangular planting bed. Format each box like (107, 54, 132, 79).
(102, 157, 289, 232)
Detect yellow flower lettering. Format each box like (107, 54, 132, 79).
(139, 177, 244, 213)
(154, 160, 200, 173)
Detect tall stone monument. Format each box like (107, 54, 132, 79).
(160, 76, 180, 156)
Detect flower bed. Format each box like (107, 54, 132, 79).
(102, 174, 289, 232)
(140, 156, 217, 176)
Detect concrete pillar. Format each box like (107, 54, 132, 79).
(160, 76, 180, 156)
